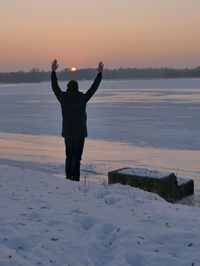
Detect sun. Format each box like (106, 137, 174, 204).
(70, 67, 77, 72)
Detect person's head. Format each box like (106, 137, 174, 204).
(67, 80, 79, 92)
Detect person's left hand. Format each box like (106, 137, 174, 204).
(51, 59, 59, 71)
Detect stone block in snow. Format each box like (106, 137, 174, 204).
(108, 168, 194, 202)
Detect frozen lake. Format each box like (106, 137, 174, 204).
(0, 78, 200, 205)
(0, 78, 200, 149)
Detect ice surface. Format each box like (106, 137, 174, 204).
(0, 132, 200, 186)
(1, 78, 200, 149)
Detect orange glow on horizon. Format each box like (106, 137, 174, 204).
(1, 0, 200, 71)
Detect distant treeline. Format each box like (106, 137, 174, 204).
(1, 67, 200, 83)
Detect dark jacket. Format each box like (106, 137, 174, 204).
(51, 71, 102, 139)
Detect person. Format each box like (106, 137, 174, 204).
(51, 59, 104, 181)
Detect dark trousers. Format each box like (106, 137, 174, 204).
(64, 138, 85, 181)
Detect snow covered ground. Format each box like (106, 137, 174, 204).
(1, 164, 200, 266)
(1, 78, 200, 264)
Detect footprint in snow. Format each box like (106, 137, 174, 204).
(101, 223, 120, 247)
(46, 220, 62, 226)
(3, 236, 33, 252)
(27, 211, 41, 220)
(74, 215, 98, 231)
(104, 195, 121, 205)
(125, 252, 145, 266)
(102, 223, 118, 235)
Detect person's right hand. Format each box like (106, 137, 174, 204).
(97, 62, 104, 73)
(51, 59, 59, 71)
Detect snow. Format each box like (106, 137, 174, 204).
(1, 78, 200, 264)
(177, 177, 192, 185)
(118, 168, 172, 179)
(0, 165, 200, 266)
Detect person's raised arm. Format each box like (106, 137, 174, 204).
(85, 62, 104, 102)
(51, 59, 62, 101)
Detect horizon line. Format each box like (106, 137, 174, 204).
(1, 65, 200, 73)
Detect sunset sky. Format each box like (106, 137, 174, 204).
(1, 0, 200, 71)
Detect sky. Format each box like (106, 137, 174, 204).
(0, 0, 200, 72)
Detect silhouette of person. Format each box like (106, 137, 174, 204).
(51, 60, 104, 181)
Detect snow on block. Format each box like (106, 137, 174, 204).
(108, 168, 194, 202)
